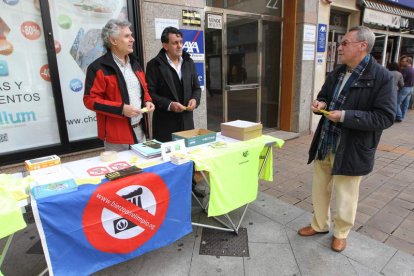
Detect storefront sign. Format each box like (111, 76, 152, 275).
(207, 14, 222, 29)
(363, 8, 401, 28)
(317, 23, 327, 53)
(382, 0, 414, 10)
(181, 29, 204, 61)
(182, 10, 201, 27)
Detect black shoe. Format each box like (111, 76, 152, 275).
(395, 118, 402, 122)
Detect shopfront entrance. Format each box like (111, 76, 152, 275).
(205, 10, 282, 131)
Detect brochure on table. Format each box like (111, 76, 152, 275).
(161, 139, 187, 162)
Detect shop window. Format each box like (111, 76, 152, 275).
(0, 1, 60, 153)
(49, 0, 128, 142)
(400, 37, 414, 61)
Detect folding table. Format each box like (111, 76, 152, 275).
(189, 134, 284, 234)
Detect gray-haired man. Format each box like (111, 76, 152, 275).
(84, 19, 155, 151)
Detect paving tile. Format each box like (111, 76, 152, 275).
(295, 200, 314, 213)
(344, 231, 397, 272)
(286, 229, 357, 276)
(286, 185, 311, 200)
(242, 209, 289, 244)
(357, 225, 389, 242)
(361, 197, 388, 209)
(385, 235, 414, 255)
(392, 227, 414, 243)
(262, 187, 283, 198)
(250, 192, 305, 225)
(399, 218, 414, 231)
(381, 251, 414, 276)
(357, 203, 380, 216)
(380, 205, 411, 219)
(348, 259, 382, 276)
(245, 243, 299, 276)
(97, 235, 195, 275)
(278, 194, 301, 205)
(389, 198, 414, 210)
(355, 211, 371, 224)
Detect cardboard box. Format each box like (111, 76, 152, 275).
(25, 155, 61, 171)
(172, 129, 216, 147)
(221, 120, 262, 140)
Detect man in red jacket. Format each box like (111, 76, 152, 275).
(84, 19, 154, 151)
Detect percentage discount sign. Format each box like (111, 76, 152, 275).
(40, 64, 50, 81)
(21, 21, 41, 40)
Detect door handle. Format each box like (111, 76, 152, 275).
(226, 84, 259, 91)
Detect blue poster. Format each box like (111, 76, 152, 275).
(195, 63, 205, 87)
(317, 23, 327, 53)
(180, 29, 204, 61)
(34, 162, 193, 276)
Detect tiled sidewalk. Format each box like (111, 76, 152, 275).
(262, 109, 414, 256)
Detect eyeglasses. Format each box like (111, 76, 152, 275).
(338, 40, 364, 47)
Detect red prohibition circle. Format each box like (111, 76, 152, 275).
(82, 172, 170, 253)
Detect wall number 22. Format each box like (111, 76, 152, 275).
(266, 0, 280, 10)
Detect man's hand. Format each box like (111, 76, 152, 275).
(170, 102, 187, 113)
(311, 99, 327, 113)
(186, 99, 197, 111)
(325, 110, 342, 123)
(122, 104, 141, 118)
(145, 101, 155, 112)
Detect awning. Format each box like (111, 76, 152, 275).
(362, 0, 414, 19)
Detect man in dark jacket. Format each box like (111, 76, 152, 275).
(146, 27, 201, 142)
(84, 19, 155, 151)
(298, 26, 396, 252)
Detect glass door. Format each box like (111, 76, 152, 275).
(225, 15, 260, 123)
(205, 11, 281, 131)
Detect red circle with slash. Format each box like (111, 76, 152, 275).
(82, 172, 170, 253)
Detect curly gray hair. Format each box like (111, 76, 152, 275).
(101, 19, 131, 50)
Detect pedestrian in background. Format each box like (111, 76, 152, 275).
(396, 56, 414, 122)
(84, 19, 155, 151)
(387, 62, 404, 95)
(298, 26, 396, 252)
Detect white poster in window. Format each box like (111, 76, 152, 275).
(0, 1, 60, 153)
(49, 0, 127, 142)
(303, 44, 315, 60)
(155, 18, 179, 39)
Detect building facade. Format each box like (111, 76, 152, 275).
(1, 0, 413, 165)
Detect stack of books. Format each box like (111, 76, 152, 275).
(131, 140, 162, 158)
(170, 153, 190, 165)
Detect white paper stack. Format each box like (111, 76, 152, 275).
(169, 153, 190, 165)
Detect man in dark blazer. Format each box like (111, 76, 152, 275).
(298, 26, 396, 252)
(146, 27, 201, 142)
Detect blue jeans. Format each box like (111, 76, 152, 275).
(396, 86, 413, 120)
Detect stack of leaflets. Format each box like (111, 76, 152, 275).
(130, 140, 162, 158)
(31, 178, 78, 200)
(170, 153, 190, 165)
